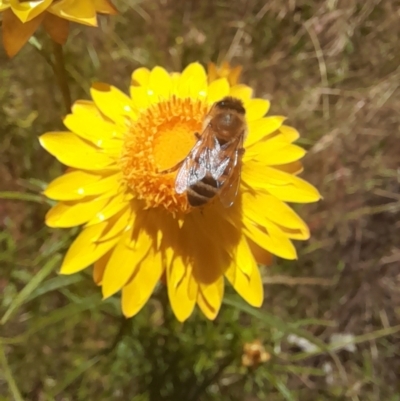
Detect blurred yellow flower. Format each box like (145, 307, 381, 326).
(40, 62, 320, 322)
(208, 61, 243, 86)
(0, 0, 117, 57)
(242, 339, 271, 367)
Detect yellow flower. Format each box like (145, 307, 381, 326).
(208, 61, 243, 86)
(40, 62, 321, 322)
(242, 339, 271, 367)
(0, 0, 117, 57)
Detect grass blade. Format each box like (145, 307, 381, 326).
(1, 254, 62, 325)
(26, 274, 84, 302)
(49, 356, 101, 397)
(0, 343, 24, 401)
(0, 191, 45, 203)
(223, 297, 328, 351)
(0, 294, 101, 345)
(265, 370, 297, 401)
(290, 324, 400, 362)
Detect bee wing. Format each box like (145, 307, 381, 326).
(218, 135, 244, 208)
(175, 130, 217, 194)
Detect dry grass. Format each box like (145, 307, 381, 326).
(1, 0, 400, 399)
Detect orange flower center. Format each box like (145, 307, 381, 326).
(121, 97, 208, 214)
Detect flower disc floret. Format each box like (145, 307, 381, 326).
(121, 97, 208, 214)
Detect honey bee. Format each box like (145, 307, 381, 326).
(174, 96, 247, 207)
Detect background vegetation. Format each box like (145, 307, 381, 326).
(1, 0, 400, 399)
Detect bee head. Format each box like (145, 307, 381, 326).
(215, 96, 245, 115)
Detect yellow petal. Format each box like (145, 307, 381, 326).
(242, 162, 321, 203)
(48, 0, 97, 26)
(245, 134, 306, 165)
(65, 101, 124, 144)
(258, 144, 306, 165)
(246, 133, 291, 155)
(276, 161, 304, 175)
(9, 0, 51, 22)
(167, 253, 196, 322)
(245, 116, 286, 147)
(93, 249, 112, 285)
(46, 196, 110, 228)
(44, 170, 120, 201)
(44, 170, 100, 201)
(207, 78, 230, 104)
(197, 277, 224, 320)
(170, 72, 181, 96)
(207, 61, 242, 85)
(242, 191, 310, 239)
(188, 273, 199, 301)
(231, 233, 254, 276)
(102, 228, 153, 298)
(230, 84, 253, 101)
(97, 206, 131, 242)
(39, 132, 115, 170)
(225, 238, 263, 307)
(244, 217, 297, 260)
(85, 190, 130, 225)
(93, 0, 117, 14)
(277, 226, 310, 241)
(227, 65, 242, 86)
(131, 67, 150, 87)
(42, 13, 69, 44)
(266, 180, 321, 203)
(2, 10, 43, 57)
(207, 62, 218, 82)
(148, 66, 172, 100)
(178, 62, 207, 99)
(70, 99, 97, 114)
(244, 99, 271, 121)
(160, 218, 198, 318)
(184, 213, 225, 285)
(129, 86, 151, 111)
(279, 125, 300, 142)
(60, 223, 119, 274)
(90, 83, 136, 125)
(248, 238, 274, 266)
(121, 249, 163, 318)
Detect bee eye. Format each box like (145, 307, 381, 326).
(217, 101, 225, 107)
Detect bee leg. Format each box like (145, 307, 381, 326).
(194, 132, 201, 140)
(238, 147, 245, 155)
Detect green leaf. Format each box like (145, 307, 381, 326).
(0, 254, 62, 324)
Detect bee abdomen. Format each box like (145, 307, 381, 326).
(187, 175, 218, 206)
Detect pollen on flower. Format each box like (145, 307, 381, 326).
(121, 96, 208, 214)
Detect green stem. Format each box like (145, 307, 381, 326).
(0, 191, 44, 203)
(0, 344, 24, 401)
(52, 41, 72, 113)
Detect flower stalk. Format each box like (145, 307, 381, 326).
(51, 41, 72, 113)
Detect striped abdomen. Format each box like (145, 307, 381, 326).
(187, 173, 223, 207)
